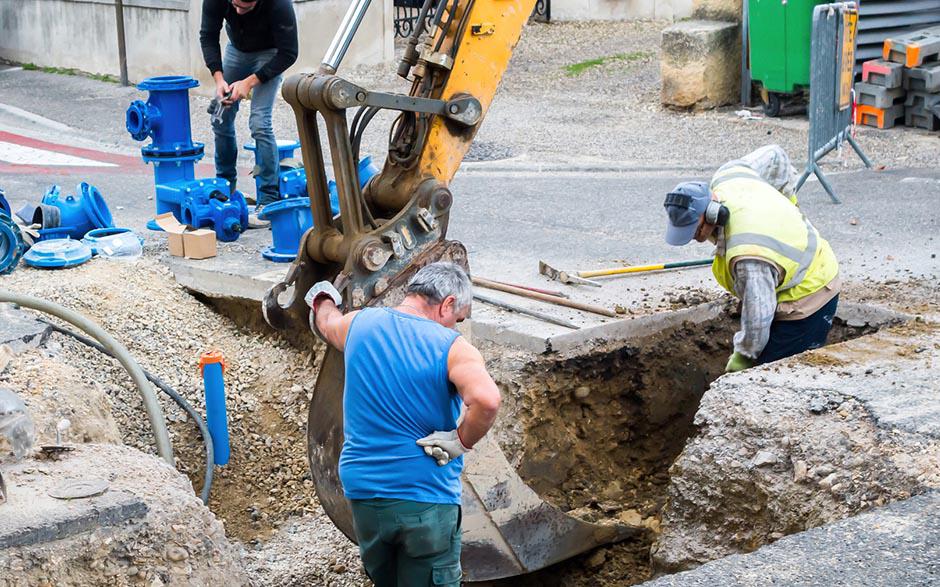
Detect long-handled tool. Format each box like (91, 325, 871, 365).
(472, 276, 616, 318)
(577, 258, 713, 279)
(538, 260, 603, 287)
(473, 292, 579, 329)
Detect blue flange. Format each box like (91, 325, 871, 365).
(258, 197, 314, 262)
(0, 212, 24, 275)
(23, 238, 92, 269)
(0, 188, 10, 217)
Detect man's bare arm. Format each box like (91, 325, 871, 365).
(448, 337, 501, 448)
(313, 300, 357, 352)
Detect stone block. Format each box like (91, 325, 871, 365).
(692, 0, 742, 22)
(862, 59, 904, 89)
(855, 82, 906, 109)
(661, 20, 741, 110)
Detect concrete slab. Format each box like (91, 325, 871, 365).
(0, 303, 51, 353)
(642, 491, 940, 587)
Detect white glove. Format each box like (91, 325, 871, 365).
(305, 281, 343, 342)
(416, 429, 470, 466)
(305, 281, 343, 310)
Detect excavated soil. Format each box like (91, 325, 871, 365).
(478, 305, 897, 586)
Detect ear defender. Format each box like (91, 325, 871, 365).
(704, 200, 730, 226)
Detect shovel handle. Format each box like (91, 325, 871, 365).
(578, 258, 712, 279)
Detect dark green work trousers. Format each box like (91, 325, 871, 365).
(349, 498, 463, 587)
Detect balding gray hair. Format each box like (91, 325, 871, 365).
(406, 262, 472, 310)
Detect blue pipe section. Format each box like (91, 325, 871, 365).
(200, 355, 230, 466)
(127, 76, 248, 243)
(0, 213, 24, 275)
(0, 188, 10, 217)
(257, 156, 378, 263)
(246, 140, 304, 199)
(40, 183, 114, 240)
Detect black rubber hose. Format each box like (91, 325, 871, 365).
(40, 320, 215, 504)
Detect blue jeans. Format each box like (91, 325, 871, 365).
(212, 44, 282, 207)
(757, 295, 839, 365)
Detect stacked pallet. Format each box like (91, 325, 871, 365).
(856, 26, 940, 130)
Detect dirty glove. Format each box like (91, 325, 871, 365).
(305, 281, 343, 342)
(725, 351, 754, 373)
(416, 430, 470, 466)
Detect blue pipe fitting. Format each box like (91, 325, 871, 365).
(23, 238, 92, 269)
(41, 183, 114, 240)
(0, 212, 24, 275)
(328, 155, 381, 202)
(0, 188, 10, 217)
(127, 75, 248, 242)
(199, 351, 229, 466)
(246, 139, 303, 198)
(257, 197, 313, 262)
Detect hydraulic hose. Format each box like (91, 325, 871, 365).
(0, 290, 174, 465)
(41, 321, 214, 504)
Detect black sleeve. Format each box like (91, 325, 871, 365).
(255, 0, 299, 83)
(199, 0, 226, 74)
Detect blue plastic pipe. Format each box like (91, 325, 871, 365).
(200, 352, 230, 466)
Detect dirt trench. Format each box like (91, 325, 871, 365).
(476, 307, 889, 586)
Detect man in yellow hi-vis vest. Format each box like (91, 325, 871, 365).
(662, 157, 841, 373)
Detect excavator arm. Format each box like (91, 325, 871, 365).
(262, 1, 633, 580)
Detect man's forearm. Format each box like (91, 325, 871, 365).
(457, 403, 498, 449)
(733, 260, 778, 359)
(313, 300, 344, 349)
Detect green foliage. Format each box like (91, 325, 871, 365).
(564, 51, 654, 76)
(20, 62, 118, 83)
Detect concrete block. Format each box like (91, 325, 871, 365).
(862, 59, 904, 89)
(855, 82, 906, 108)
(903, 62, 940, 93)
(884, 26, 940, 67)
(903, 91, 940, 111)
(661, 20, 741, 110)
(905, 105, 940, 130)
(691, 0, 742, 22)
(856, 104, 905, 129)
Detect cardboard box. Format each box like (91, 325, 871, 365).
(154, 213, 217, 259)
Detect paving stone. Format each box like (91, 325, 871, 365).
(0, 304, 50, 353)
(856, 103, 905, 129)
(884, 26, 940, 67)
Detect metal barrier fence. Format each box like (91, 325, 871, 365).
(394, 0, 550, 38)
(794, 1, 873, 204)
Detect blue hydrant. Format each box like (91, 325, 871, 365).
(126, 76, 248, 243)
(199, 350, 229, 466)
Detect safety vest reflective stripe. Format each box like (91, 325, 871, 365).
(710, 169, 763, 190)
(726, 217, 819, 291)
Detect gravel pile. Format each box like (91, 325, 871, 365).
(0, 253, 365, 585)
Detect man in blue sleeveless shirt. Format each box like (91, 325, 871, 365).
(306, 262, 501, 586)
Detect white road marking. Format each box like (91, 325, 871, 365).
(0, 102, 73, 132)
(0, 141, 117, 167)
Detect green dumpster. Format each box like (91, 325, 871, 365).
(748, 0, 829, 116)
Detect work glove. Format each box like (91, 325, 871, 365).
(725, 351, 754, 373)
(416, 429, 470, 466)
(305, 281, 343, 342)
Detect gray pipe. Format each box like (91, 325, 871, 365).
(0, 290, 174, 465)
(321, 0, 373, 74)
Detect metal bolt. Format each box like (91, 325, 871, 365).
(373, 277, 389, 296)
(352, 287, 366, 308)
(356, 91, 367, 102)
(449, 104, 460, 114)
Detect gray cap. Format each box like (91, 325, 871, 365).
(663, 181, 710, 246)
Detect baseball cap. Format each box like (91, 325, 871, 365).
(663, 181, 710, 246)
